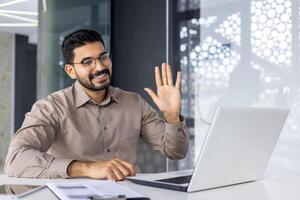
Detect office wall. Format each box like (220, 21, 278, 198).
(112, 0, 167, 172)
(0, 32, 14, 168)
(14, 35, 37, 131)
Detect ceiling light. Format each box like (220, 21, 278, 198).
(0, 0, 28, 8)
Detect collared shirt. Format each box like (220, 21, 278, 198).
(4, 81, 188, 179)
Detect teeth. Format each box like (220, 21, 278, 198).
(94, 73, 106, 80)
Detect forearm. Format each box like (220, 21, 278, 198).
(142, 115, 189, 159)
(163, 120, 189, 159)
(5, 146, 73, 179)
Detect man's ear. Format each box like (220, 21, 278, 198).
(64, 64, 77, 79)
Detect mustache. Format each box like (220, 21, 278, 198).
(89, 69, 110, 80)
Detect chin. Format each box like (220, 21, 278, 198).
(93, 82, 110, 91)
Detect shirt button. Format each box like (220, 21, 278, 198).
(106, 148, 110, 152)
(103, 126, 107, 131)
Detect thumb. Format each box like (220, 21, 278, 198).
(144, 88, 159, 104)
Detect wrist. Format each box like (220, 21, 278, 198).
(67, 160, 90, 177)
(164, 112, 180, 123)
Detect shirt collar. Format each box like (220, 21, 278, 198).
(73, 81, 119, 108)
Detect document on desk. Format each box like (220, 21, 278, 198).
(47, 180, 149, 200)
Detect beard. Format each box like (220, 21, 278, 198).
(76, 69, 111, 91)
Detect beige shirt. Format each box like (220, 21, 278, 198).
(4, 81, 188, 179)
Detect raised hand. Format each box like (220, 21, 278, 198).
(144, 63, 181, 123)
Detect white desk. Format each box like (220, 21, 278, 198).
(1, 173, 300, 200)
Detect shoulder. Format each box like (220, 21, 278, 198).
(33, 86, 73, 112)
(112, 86, 142, 103)
(111, 87, 155, 113)
(48, 85, 73, 103)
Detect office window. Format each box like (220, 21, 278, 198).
(170, 0, 300, 175)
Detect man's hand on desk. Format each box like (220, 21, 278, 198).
(67, 159, 136, 181)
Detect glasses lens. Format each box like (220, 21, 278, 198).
(99, 53, 110, 65)
(82, 58, 95, 70)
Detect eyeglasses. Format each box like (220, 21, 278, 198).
(71, 52, 111, 71)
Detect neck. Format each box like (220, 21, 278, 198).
(82, 87, 108, 105)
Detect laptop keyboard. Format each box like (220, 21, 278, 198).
(156, 175, 192, 184)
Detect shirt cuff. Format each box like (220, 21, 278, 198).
(49, 158, 74, 179)
(165, 115, 186, 135)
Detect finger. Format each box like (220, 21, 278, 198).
(115, 159, 135, 176)
(112, 160, 131, 177)
(144, 88, 159, 104)
(161, 63, 168, 85)
(116, 159, 136, 176)
(106, 168, 117, 181)
(154, 66, 162, 87)
(111, 165, 125, 181)
(175, 71, 181, 89)
(166, 64, 173, 86)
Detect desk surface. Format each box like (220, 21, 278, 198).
(1, 173, 300, 200)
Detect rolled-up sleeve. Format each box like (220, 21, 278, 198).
(140, 96, 189, 160)
(4, 98, 73, 179)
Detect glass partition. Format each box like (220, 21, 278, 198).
(170, 0, 300, 176)
(38, 0, 111, 98)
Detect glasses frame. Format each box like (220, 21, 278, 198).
(70, 51, 112, 71)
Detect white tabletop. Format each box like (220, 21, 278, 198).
(0, 172, 300, 200)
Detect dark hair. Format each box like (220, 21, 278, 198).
(61, 29, 105, 64)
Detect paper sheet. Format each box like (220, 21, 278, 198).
(47, 180, 146, 200)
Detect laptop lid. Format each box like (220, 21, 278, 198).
(187, 107, 289, 192)
(127, 107, 289, 192)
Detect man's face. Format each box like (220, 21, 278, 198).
(71, 42, 112, 91)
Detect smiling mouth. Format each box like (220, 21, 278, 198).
(93, 73, 107, 83)
(90, 69, 110, 83)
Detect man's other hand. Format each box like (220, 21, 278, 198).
(67, 158, 136, 181)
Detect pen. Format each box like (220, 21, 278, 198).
(88, 194, 126, 200)
(67, 194, 126, 199)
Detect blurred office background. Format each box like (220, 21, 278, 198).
(0, 0, 299, 176)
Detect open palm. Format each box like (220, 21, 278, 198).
(144, 63, 182, 122)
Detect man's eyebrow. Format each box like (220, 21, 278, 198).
(99, 51, 108, 57)
(79, 56, 93, 63)
(79, 51, 107, 63)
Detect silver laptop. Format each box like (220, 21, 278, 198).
(127, 107, 289, 192)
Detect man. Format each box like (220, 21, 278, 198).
(4, 29, 188, 180)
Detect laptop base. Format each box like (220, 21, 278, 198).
(127, 178, 188, 192)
